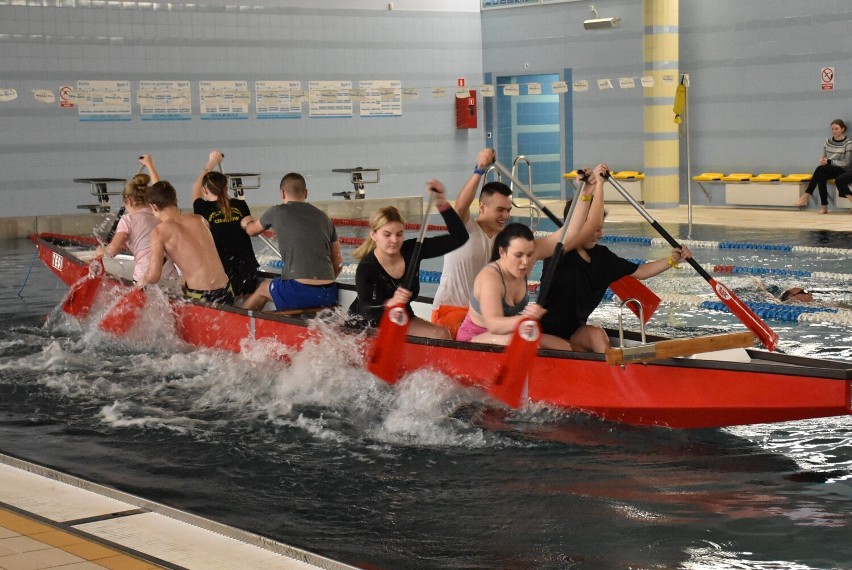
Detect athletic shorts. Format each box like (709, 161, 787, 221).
(431, 305, 468, 340)
(455, 313, 488, 342)
(183, 283, 235, 306)
(269, 278, 337, 311)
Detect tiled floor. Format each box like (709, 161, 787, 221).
(0, 508, 163, 570)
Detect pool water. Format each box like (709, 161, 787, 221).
(1, 223, 851, 569)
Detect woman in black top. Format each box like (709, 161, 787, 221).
(350, 180, 468, 339)
(192, 150, 259, 298)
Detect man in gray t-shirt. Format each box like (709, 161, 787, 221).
(241, 173, 343, 311)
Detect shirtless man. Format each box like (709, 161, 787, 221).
(140, 181, 234, 305)
(431, 148, 512, 338)
(241, 172, 343, 311)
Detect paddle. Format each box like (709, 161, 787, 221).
(98, 286, 146, 335)
(367, 190, 437, 384)
(61, 257, 105, 317)
(604, 172, 779, 351)
(490, 161, 660, 323)
(490, 179, 586, 408)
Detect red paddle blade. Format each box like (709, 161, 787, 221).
(491, 318, 541, 408)
(609, 276, 661, 324)
(99, 288, 147, 336)
(62, 259, 104, 317)
(366, 304, 410, 384)
(709, 278, 778, 351)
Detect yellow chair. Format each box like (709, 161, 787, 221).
(779, 173, 813, 182)
(612, 171, 645, 180)
(693, 172, 724, 181)
(750, 173, 782, 182)
(720, 173, 754, 182)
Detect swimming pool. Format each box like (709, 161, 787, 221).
(2, 221, 851, 569)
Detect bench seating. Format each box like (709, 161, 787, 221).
(693, 171, 851, 209)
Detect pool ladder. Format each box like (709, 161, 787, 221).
(483, 155, 542, 229)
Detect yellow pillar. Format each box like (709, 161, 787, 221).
(643, 0, 679, 207)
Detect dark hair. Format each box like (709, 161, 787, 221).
(146, 181, 178, 209)
(780, 287, 809, 302)
(479, 181, 512, 201)
(279, 172, 307, 198)
(490, 222, 534, 261)
(831, 119, 847, 132)
(202, 171, 231, 219)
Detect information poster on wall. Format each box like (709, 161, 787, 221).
(199, 81, 249, 120)
(76, 80, 131, 122)
(255, 80, 302, 119)
(309, 81, 353, 118)
(359, 80, 401, 117)
(137, 81, 191, 121)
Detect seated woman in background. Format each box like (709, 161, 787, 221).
(456, 223, 573, 350)
(794, 119, 852, 214)
(349, 181, 468, 340)
(96, 157, 178, 286)
(192, 150, 259, 300)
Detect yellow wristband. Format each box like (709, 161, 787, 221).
(579, 194, 592, 202)
(667, 256, 680, 270)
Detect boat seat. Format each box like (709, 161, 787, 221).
(605, 331, 755, 366)
(265, 306, 332, 319)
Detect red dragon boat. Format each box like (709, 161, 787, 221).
(34, 232, 852, 430)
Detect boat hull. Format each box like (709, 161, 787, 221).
(35, 234, 852, 429)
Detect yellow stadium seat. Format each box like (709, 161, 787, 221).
(779, 173, 813, 182)
(693, 172, 724, 181)
(612, 171, 644, 180)
(750, 173, 782, 182)
(720, 173, 754, 182)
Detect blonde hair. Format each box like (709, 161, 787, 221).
(123, 173, 151, 206)
(352, 206, 406, 260)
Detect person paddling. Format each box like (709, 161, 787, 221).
(139, 181, 234, 305)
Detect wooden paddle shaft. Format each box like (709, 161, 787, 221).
(605, 331, 755, 366)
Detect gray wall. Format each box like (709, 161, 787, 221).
(483, 0, 852, 200)
(5, 0, 852, 217)
(0, 0, 483, 217)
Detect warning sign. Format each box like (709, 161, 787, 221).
(59, 85, 75, 108)
(821, 67, 835, 91)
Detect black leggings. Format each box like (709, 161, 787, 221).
(805, 164, 846, 205)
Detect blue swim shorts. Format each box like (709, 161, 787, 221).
(268, 278, 338, 310)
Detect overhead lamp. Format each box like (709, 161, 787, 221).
(584, 5, 620, 30)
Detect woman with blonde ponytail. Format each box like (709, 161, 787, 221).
(96, 155, 178, 284)
(348, 181, 468, 340)
(193, 150, 259, 299)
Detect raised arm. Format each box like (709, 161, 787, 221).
(418, 180, 469, 258)
(192, 150, 224, 202)
(532, 164, 602, 259)
(139, 155, 160, 184)
(562, 166, 607, 251)
(454, 148, 495, 224)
